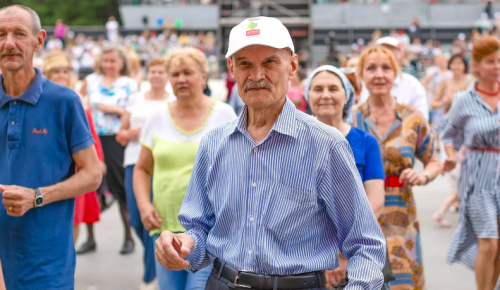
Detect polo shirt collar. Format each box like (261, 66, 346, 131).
(225, 97, 298, 140)
(0, 68, 46, 107)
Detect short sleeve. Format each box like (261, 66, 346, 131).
(65, 93, 95, 155)
(363, 134, 385, 181)
(215, 102, 238, 123)
(128, 79, 139, 95)
(139, 111, 162, 151)
(139, 117, 155, 151)
(415, 112, 435, 163)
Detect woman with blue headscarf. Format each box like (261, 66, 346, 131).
(305, 65, 387, 289)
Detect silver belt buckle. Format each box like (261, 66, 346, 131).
(234, 269, 253, 288)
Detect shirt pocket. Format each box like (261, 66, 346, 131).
(260, 182, 318, 241)
(279, 183, 317, 205)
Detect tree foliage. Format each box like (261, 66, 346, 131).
(0, 0, 121, 26)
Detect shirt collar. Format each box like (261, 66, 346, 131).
(224, 97, 298, 140)
(0, 68, 46, 108)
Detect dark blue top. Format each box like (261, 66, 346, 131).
(345, 126, 385, 182)
(0, 68, 94, 290)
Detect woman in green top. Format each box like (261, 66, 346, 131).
(133, 47, 236, 290)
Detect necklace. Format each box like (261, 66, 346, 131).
(476, 81, 500, 97)
(371, 98, 395, 125)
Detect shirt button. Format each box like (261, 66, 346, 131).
(12, 101, 17, 105)
(248, 250, 252, 255)
(11, 121, 15, 125)
(249, 216, 254, 222)
(252, 182, 256, 188)
(253, 148, 258, 153)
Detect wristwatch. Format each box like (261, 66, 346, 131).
(33, 188, 43, 208)
(421, 170, 431, 185)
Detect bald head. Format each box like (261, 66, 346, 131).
(0, 5, 41, 35)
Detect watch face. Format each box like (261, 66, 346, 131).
(35, 196, 43, 206)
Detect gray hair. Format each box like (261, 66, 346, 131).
(100, 44, 131, 77)
(0, 5, 42, 35)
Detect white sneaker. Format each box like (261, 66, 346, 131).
(139, 279, 158, 290)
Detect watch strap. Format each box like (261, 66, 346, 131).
(34, 188, 43, 208)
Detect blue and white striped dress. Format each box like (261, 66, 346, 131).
(438, 84, 500, 269)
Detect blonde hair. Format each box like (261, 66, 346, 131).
(357, 46, 401, 79)
(128, 51, 141, 73)
(100, 44, 131, 76)
(164, 47, 208, 75)
(147, 58, 168, 72)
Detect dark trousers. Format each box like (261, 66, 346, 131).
(204, 269, 327, 290)
(100, 135, 127, 207)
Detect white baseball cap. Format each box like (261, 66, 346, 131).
(377, 36, 400, 49)
(225, 16, 295, 59)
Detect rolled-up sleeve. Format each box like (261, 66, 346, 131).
(318, 140, 385, 290)
(178, 138, 215, 272)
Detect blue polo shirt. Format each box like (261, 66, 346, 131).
(0, 68, 94, 290)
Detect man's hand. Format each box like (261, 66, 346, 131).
(0, 185, 36, 217)
(326, 254, 348, 289)
(139, 203, 162, 231)
(155, 231, 195, 271)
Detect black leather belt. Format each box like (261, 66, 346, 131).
(213, 258, 327, 289)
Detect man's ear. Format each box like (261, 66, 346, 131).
(289, 54, 299, 80)
(228, 57, 235, 79)
(34, 30, 46, 53)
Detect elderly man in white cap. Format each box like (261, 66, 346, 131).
(359, 36, 429, 121)
(155, 16, 386, 290)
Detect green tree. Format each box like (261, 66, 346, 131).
(0, 0, 121, 26)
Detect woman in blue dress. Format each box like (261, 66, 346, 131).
(304, 65, 387, 289)
(440, 36, 500, 290)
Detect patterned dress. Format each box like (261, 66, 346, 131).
(353, 102, 435, 290)
(438, 86, 500, 269)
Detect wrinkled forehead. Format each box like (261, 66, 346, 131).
(0, 7, 32, 30)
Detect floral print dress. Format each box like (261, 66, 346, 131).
(352, 102, 435, 290)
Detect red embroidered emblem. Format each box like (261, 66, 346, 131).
(33, 128, 48, 135)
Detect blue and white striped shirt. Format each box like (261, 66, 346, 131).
(179, 98, 386, 289)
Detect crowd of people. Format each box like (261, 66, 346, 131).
(1, 3, 500, 290)
(40, 17, 219, 84)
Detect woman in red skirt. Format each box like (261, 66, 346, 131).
(42, 51, 105, 243)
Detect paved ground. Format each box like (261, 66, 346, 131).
(75, 81, 478, 289)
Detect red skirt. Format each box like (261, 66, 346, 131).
(74, 191, 100, 226)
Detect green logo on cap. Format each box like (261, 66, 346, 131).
(247, 22, 258, 30)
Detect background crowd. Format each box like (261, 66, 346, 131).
(1, 3, 500, 289)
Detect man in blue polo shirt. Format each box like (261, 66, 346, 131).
(0, 5, 102, 290)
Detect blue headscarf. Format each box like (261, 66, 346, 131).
(304, 65, 355, 123)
